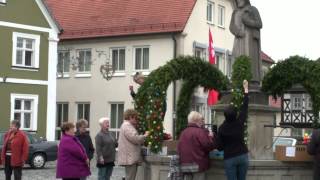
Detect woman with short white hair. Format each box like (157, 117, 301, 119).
(95, 117, 117, 180)
(187, 111, 205, 126)
(178, 111, 215, 180)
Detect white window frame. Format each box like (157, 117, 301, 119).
(133, 46, 150, 72)
(76, 49, 92, 73)
(207, 1, 215, 24)
(12, 32, 40, 69)
(10, 94, 38, 131)
(57, 50, 70, 77)
(109, 102, 124, 139)
(218, 5, 225, 28)
(110, 47, 126, 73)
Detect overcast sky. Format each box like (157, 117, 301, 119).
(249, 0, 320, 61)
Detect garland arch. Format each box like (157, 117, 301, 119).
(261, 55, 320, 128)
(134, 56, 229, 153)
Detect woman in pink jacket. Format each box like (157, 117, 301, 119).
(117, 109, 149, 180)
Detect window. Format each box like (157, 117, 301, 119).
(111, 48, 125, 71)
(135, 47, 149, 70)
(56, 103, 69, 140)
(12, 32, 40, 68)
(10, 94, 38, 131)
(191, 103, 206, 121)
(78, 50, 92, 72)
(57, 51, 70, 75)
(291, 95, 302, 110)
(306, 95, 313, 110)
(194, 47, 206, 60)
(292, 128, 312, 138)
(218, 5, 225, 27)
(216, 52, 225, 73)
(226, 55, 234, 78)
(77, 103, 90, 127)
(110, 103, 124, 138)
(207, 1, 215, 23)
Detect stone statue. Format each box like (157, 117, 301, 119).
(230, 0, 263, 83)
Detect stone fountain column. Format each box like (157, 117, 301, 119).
(212, 0, 280, 160)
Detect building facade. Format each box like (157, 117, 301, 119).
(46, 0, 235, 139)
(47, 0, 274, 139)
(0, 0, 60, 140)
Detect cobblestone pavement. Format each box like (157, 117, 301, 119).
(0, 161, 125, 180)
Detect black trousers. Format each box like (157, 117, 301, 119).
(314, 161, 320, 180)
(4, 155, 22, 180)
(62, 179, 80, 180)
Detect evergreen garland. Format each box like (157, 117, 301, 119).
(134, 56, 229, 153)
(231, 55, 252, 144)
(176, 81, 198, 138)
(262, 55, 320, 127)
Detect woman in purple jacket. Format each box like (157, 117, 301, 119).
(56, 122, 91, 180)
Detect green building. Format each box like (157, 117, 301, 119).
(0, 0, 60, 140)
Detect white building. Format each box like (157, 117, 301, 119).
(46, 0, 270, 139)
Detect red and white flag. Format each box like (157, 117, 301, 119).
(208, 29, 219, 106)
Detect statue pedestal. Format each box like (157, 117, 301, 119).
(213, 92, 280, 160)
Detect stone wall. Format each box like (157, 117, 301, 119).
(138, 156, 313, 180)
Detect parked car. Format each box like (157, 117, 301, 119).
(272, 137, 297, 152)
(0, 131, 58, 169)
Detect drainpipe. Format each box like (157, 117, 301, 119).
(171, 33, 177, 139)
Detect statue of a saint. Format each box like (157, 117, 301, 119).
(230, 0, 263, 83)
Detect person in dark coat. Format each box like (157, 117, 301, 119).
(307, 128, 320, 180)
(177, 111, 215, 180)
(216, 80, 249, 180)
(76, 119, 94, 180)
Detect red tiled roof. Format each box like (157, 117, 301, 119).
(261, 51, 274, 64)
(45, 0, 197, 40)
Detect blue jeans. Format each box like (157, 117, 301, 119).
(98, 166, 113, 180)
(224, 153, 249, 180)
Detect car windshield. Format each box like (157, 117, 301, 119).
(29, 134, 42, 143)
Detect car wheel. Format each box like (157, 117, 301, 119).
(30, 153, 46, 169)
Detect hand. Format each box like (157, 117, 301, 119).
(86, 158, 90, 166)
(129, 85, 133, 91)
(144, 131, 150, 137)
(98, 156, 104, 164)
(208, 131, 214, 138)
(243, 80, 248, 93)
